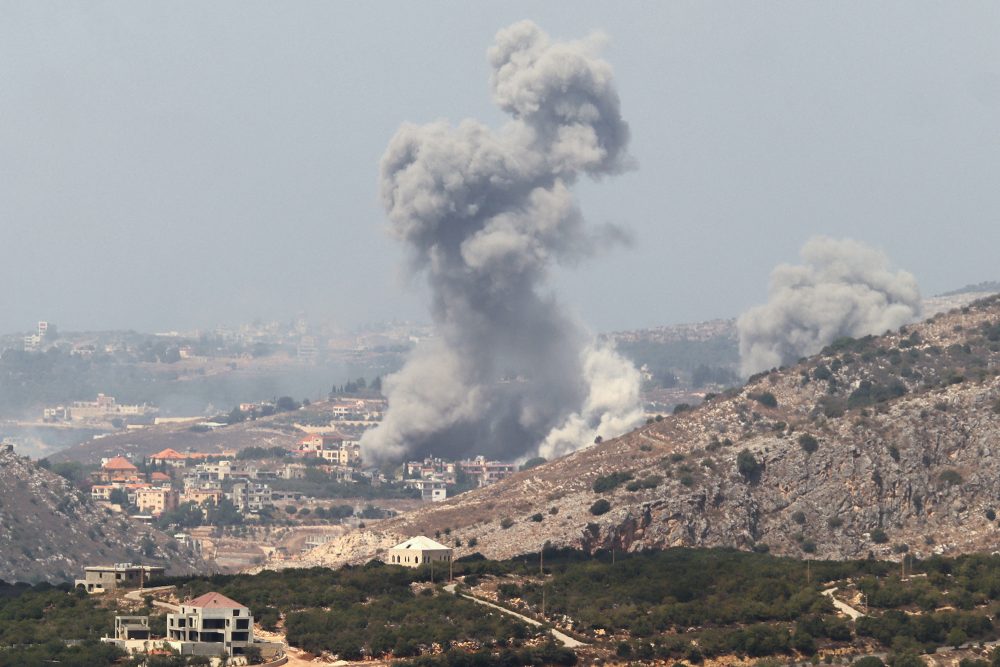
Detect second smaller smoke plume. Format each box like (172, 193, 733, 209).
(737, 236, 921, 376)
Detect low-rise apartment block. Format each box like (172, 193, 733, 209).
(75, 563, 165, 594)
(135, 487, 179, 516)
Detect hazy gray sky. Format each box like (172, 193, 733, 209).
(2, 2, 998, 335)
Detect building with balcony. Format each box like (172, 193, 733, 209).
(166, 592, 254, 657)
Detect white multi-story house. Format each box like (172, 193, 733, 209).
(405, 478, 448, 502)
(166, 592, 254, 657)
(228, 481, 272, 514)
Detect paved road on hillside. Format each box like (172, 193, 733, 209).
(822, 587, 864, 619)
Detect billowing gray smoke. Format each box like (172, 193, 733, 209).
(737, 236, 922, 376)
(361, 21, 643, 463)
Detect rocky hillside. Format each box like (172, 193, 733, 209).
(0, 449, 205, 583)
(280, 293, 1000, 569)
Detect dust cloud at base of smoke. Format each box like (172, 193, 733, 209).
(360, 21, 643, 464)
(737, 236, 922, 377)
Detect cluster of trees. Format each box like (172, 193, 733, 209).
(400, 643, 576, 666)
(155, 498, 243, 530)
(513, 549, 846, 637)
(236, 446, 290, 460)
(331, 376, 382, 395)
(0, 581, 121, 666)
(857, 609, 992, 653)
(216, 396, 302, 425)
(160, 564, 543, 662)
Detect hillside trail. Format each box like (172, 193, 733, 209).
(443, 583, 586, 648)
(123, 585, 180, 612)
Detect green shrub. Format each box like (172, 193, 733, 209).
(870, 528, 888, 544)
(520, 457, 547, 471)
(853, 657, 885, 667)
(939, 469, 963, 486)
(500, 517, 514, 529)
(798, 434, 819, 454)
(751, 392, 778, 408)
(987, 508, 997, 521)
(530, 513, 544, 522)
(827, 516, 843, 529)
(593, 471, 634, 493)
(589, 499, 612, 516)
(737, 450, 762, 481)
(792, 511, 806, 525)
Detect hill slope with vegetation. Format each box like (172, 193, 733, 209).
(289, 293, 1000, 567)
(0, 449, 204, 583)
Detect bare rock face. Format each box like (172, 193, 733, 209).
(0, 450, 205, 583)
(276, 294, 1000, 570)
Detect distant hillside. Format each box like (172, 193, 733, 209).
(939, 280, 1000, 297)
(281, 293, 1000, 569)
(0, 449, 205, 583)
(47, 401, 342, 465)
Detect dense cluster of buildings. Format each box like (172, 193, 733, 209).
(294, 433, 361, 465)
(402, 455, 517, 502)
(89, 432, 372, 520)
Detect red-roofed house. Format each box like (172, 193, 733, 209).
(150, 448, 187, 467)
(167, 592, 253, 656)
(93, 456, 141, 483)
(150, 471, 171, 484)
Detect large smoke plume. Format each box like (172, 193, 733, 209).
(361, 21, 643, 463)
(737, 236, 922, 376)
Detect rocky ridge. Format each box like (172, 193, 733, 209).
(0, 448, 205, 583)
(276, 293, 1000, 570)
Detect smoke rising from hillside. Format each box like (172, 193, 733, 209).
(361, 21, 643, 463)
(737, 236, 922, 376)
